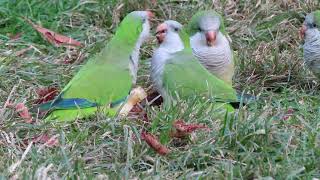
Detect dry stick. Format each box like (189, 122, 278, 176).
(8, 142, 33, 174)
(0, 82, 20, 122)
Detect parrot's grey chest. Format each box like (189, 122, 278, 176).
(303, 30, 320, 76)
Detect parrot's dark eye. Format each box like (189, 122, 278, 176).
(155, 29, 167, 35)
(142, 18, 146, 23)
(313, 23, 317, 28)
(174, 27, 179, 32)
(198, 27, 202, 32)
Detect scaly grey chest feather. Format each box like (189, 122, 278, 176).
(303, 29, 320, 77)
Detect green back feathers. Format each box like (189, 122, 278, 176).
(163, 50, 237, 102)
(187, 10, 227, 36)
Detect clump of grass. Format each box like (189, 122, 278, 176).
(0, 0, 320, 179)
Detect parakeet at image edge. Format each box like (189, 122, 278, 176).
(300, 10, 320, 79)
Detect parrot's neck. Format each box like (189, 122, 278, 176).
(151, 32, 184, 98)
(129, 21, 150, 84)
(303, 28, 320, 64)
(190, 31, 232, 74)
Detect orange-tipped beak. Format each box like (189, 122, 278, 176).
(155, 23, 167, 44)
(205, 31, 217, 46)
(299, 24, 307, 40)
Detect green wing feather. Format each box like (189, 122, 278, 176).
(162, 49, 237, 103)
(45, 14, 143, 121)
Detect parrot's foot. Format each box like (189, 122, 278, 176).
(118, 87, 147, 118)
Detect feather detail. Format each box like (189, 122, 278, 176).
(191, 32, 234, 84)
(303, 28, 320, 77)
(39, 98, 98, 111)
(39, 96, 128, 111)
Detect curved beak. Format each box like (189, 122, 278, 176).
(205, 31, 217, 46)
(299, 24, 307, 40)
(155, 23, 167, 44)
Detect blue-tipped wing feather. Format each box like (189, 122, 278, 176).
(39, 98, 98, 111)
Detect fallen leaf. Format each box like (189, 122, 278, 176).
(34, 87, 59, 104)
(141, 130, 170, 155)
(32, 134, 59, 147)
(170, 119, 210, 138)
(24, 18, 82, 47)
(15, 103, 33, 123)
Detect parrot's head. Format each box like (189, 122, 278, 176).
(118, 11, 154, 45)
(188, 10, 226, 47)
(155, 20, 183, 44)
(300, 11, 320, 40)
(155, 20, 185, 51)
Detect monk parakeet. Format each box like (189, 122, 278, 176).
(300, 10, 320, 79)
(39, 11, 153, 121)
(187, 10, 234, 85)
(151, 20, 237, 109)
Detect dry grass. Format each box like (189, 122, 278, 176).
(0, 0, 320, 179)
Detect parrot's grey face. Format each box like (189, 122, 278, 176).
(198, 15, 220, 32)
(300, 13, 318, 39)
(155, 20, 182, 44)
(304, 13, 316, 28)
(197, 16, 221, 46)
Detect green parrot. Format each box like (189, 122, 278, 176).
(151, 20, 237, 110)
(39, 11, 153, 121)
(300, 10, 320, 78)
(187, 10, 234, 85)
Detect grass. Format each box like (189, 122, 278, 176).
(1, 0, 320, 179)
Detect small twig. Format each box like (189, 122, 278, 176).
(8, 142, 33, 174)
(147, 94, 161, 106)
(0, 82, 20, 122)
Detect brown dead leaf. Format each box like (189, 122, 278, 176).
(32, 134, 59, 147)
(15, 103, 33, 123)
(141, 130, 170, 155)
(24, 18, 82, 47)
(34, 87, 59, 104)
(170, 119, 210, 138)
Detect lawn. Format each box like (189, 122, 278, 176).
(0, 0, 319, 179)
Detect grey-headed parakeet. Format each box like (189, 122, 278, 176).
(300, 10, 320, 78)
(187, 10, 234, 85)
(151, 20, 237, 110)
